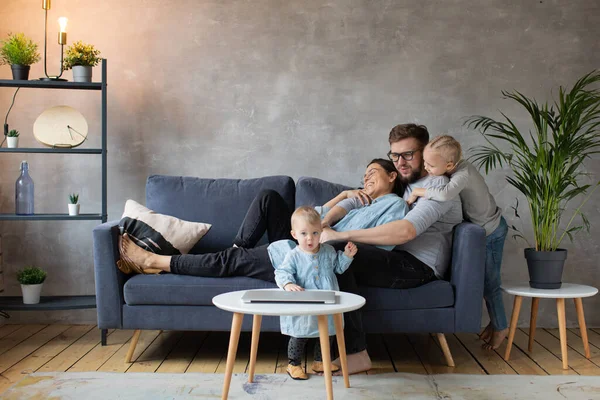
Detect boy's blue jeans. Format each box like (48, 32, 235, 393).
(485, 216, 509, 331)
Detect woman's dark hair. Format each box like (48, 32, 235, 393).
(367, 158, 405, 197)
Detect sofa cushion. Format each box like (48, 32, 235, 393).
(124, 274, 278, 306)
(296, 176, 353, 207)
(359, 280, 454, 311)
(146, 175, 295, 253)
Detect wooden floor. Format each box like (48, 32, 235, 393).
(1, 324, 600, 394)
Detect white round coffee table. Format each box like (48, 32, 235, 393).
(213, 289, 365, 400)
(502, 283, 598, 370)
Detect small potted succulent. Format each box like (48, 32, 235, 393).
(17, 266, 47, 304)
(68, 193, 80, 216)
(0, 32, 41, 80)
(63, 41, 101, 82)
(6, 129, 19, 148)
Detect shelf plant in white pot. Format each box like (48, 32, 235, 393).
(63, 41, 101, 83)
(17, 266, 47, 304)
(466, 71, 600, 289)
(0, 32, 41, 80)
(6, 129, 19, 148)
(68, 193, 80, 216)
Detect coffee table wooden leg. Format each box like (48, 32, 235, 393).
(574, 298, 591, 359)
(248, 314, 262, 383)
(556, 298, 568, 370)
(222, 312, 244, 400)
(504, 295, 522, 361)
(333, 313, 349, 388)
(318, 315, 333, 400)
(529, 297, 540, 352)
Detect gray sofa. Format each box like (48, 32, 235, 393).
(93, 175, 485, 364)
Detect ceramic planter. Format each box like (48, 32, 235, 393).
(21, 283, 43, 304)
(525, 248, 567, 289)
(68, 203, 80, 216)
(7, 137, 19, 148)
(11, 64, 30, 80)
(72, 65, 92, 83)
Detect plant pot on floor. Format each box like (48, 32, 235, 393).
(10, 64, 30, 80)
(7, 137, 19, 148)
(21, 283, 43, 304)
(72, 65, 92, 83)
(68, 203, 80, 216)
(525, 248, 568, 289)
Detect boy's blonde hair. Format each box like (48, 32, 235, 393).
(426, 135, 462, 164)
(291, 206, 321, 229)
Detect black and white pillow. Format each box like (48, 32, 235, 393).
(119, 199, 211, 255)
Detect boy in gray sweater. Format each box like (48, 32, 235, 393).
(408, 135, 508, 350)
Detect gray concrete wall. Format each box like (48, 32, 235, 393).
(0, 0, 599, 328)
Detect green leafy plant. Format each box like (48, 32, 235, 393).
(63, 41, 101, 70)
(69, 193, 79, 204)
(0, 33, 41, 66)
(7, 129, 19, 137)
(16, 266, 47, 285)
(466, 71, 600, 252)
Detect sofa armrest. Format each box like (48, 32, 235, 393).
(93, 220, 126, 329)
(450, 222, 486, 332)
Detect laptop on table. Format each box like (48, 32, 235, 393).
(241, 290, 336, 304)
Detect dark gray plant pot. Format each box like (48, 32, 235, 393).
(524, 248, 567, 289)
(11, 64, 30, 80)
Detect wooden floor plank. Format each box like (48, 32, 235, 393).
(68, 329, 133, 372)
(574, 328, 600, 351)
(0, 325, 47, 356)
(215, 332, 251, 374)
(186, 332, 228, 374)
(37, 328, 115, 373)
(99, 330, 162, 373)
(491, 338, 547, 375)
(126, 331, 183, 373)
(511, 329, 577, 375)
(366, 334, 395, 375)
(455, 333, 517, 375)
(408, 334, 484, 375)
(0, 325, 23, 340)
(383, 334, 427, 374)
(0, 325, 93, 393)
(0, 325, 70, 373)
(243, 332, 281, 375)
(548, 328, 600, 368)
(158, 331, 207, 374)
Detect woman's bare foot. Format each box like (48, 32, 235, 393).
(482, 328, 508, 350)
(121, 234, 169, 274)
(331, 349, 372, 376)
(479, 324, 493, 342)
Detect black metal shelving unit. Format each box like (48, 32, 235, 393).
(0, 60, 107, 337)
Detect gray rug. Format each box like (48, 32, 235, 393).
(2, 372, 600, 399)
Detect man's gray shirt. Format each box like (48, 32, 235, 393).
(398, 174, 463, 278)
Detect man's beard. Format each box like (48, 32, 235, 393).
(398, 166, 423, 185)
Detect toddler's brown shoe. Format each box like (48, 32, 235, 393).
(311, 361, 340, 373)
(286, 364, 308, 380)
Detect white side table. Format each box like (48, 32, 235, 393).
(502, 283, 598, 369)
(212, 289, 366, 400)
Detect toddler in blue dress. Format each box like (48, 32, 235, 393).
(274, 206, 357, 380)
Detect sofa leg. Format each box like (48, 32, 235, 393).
(436, 333, 455, 367)
(125, 330, 142, 363)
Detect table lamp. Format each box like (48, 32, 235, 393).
(40, 0, 68, 81)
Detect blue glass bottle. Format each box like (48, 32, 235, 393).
(15, 160, 34, 215)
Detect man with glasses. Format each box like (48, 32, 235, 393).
(322, 123, 463, 375)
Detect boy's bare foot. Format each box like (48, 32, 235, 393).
(482, 328, 508, 350)
(121, 234, 164, 274)
(331, 349, 372, 376)
(479, 324, 493, 342)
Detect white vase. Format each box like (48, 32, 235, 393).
(72, 65, 92, 83)
(21, 283, 43, 304)
(68, 203, 80, 216)
(7, 137, 18, 148)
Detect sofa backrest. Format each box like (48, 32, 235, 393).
(146, 175, 296, 253)
(295, 176, 352, 207)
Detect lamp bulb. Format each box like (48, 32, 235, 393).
(58, 17, 68, 33)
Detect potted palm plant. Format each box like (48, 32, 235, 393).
(63, 41, 101, 82)
(0, 33, 41, 80)
(6, 129, 19, 148)
(466, 71, 600, 289)
(17, 266, 47, 304)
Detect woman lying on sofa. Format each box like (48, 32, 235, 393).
(120, 158, 437, 374)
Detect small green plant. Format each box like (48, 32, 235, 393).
(16, 266, 47, 285)
(0, 33, 41, 66)
(7, 129, 19, 137)
(69, 193, 79, 204)
(63, 41, 101, 70)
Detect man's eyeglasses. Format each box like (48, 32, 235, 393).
(387, 150, 420, 162)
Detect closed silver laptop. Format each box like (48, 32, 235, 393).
(241, 290, 336, 304)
